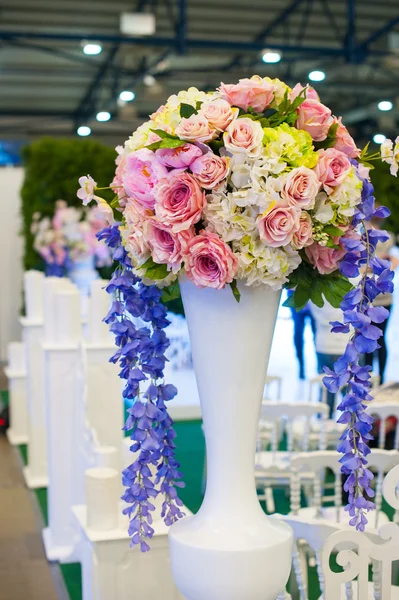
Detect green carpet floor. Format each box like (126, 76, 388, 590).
(17, 422, 394, 600)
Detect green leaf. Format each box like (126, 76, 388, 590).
(208, 138, 224, 154)
(180, 103, 197, 119)
(159, 138, 186, 149)
(324, 225, 346, 237)
(196, 101, 203, 111)
(146, 141, 162, 151)
(230, 279, 241, 303)
(161, 282, 181, 303)
(314, 121, 339, 150)
(145, 263, 169, 280)
(293, 285, 311, 311)
(150, 129, 179, 140)
(325, 239, 342, 249)
(310, 281, 324, 308)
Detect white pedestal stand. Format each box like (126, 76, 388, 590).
(5, 341, 28, 445)
(42, 286, 83, 563)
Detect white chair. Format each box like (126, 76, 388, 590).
(366, 403, 399, 450)
(255, 402, 329, 512)
(290, 449, 399, 532)
(321, 463, 399, 600)
(264, 374, 283, 401)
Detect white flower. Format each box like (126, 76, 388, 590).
(77, 175, 97, 205)
(233, 235, 301, 289)
(313, 192, 334, 224)
(381, 136, 399, 177)
(125, 121, 159, 152)
(329, 166, 362, 218)
(229, 154, 252, 189)
(204, 192, 258, 242)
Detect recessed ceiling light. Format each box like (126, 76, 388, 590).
(373, 133, 386, 144)
(143, 74, 156, 87)
(378, 100, 393, 112)
(119, 90, 135, 102)
(77, 126, 91, 137)
(83, 43, 102, 56)
(96, 111, 111, 122)
(308, 70, 325, 82)
(262, 51, 282, 64)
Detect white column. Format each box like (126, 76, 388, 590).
(42, 286, 82, 563)
(5, 341, 28, 445)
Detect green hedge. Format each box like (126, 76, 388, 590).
(21, 137, 117, 271)
(370, 161, 399, 236)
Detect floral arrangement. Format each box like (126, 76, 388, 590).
(78, 76, 398, 544)
(31, 200, 112, 273)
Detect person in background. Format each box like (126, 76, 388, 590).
(288, 289, 316, 380)
(310, 300, 352, 417)
(364, 222, 399, 384)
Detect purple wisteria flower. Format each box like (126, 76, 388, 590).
(97, 225, 185, 550)
(323, 164, 394, 531)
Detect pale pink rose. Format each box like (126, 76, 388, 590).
(315, 148, 351, 193)
(305, 241, 346, 275)
(184, 231, 238, 289)
(154, 172, 206, 233)
(289, 83, 319, 102)
(175, 114, 217, 143)
(334, 118, 360, 158)
(123, 198, 151, 227)
(200, 99, 237, 131)
(155, 143, 202, 169)
(123, 227, 150, 266)
(257, 205, 301, 248)
(144, 219, 194, 272)
(218, 77, 275, 112)
(190, 153, 229, 189)
(281, 166, 320, 209)
(296, 99, 333, 141)
(122, 149, 168, 210)
(224, 118, 264, 157)
(111, 155, 128, 205)
(291, 212, 314, 249)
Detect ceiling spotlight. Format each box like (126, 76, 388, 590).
(378, 100, 393, 112)
(309, 70, 325, 82)
(82, 43, 102, 55)
(96, 111, 111, 122)
(77, 126, 91, 137)
(143, 74, 156, 87)
(119, 90, 135, 102)
(373, 133, 386, 144)
(262, 50, 282, 64)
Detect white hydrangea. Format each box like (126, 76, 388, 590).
(233, 235, 301, 289)
(329, 166, 362, 218)
(204, 192, 258, 242)
(124, 121, 155, 152)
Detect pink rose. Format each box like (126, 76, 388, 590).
(200, 99, 237, 131)
(190, 153, 229, 189)
(175, 114, 217, 143)
(289, 83, 319, 102)
(144, 219, 194, 272)
(315, 148, 351, 193)
(218, 76, 275, 112)
(122, 149, 168, 210)
(123, 198, 151, 226)
(121, 224, 150, 266)
(257, 205, 301, 248)
(281, 166, 320, 209)
(334, 118, 360, 158)
(154, 172, 206, 233)
(291, 212, 314, 249)
(296, 99, 333, 141)
(305, 241, 346, 275)
(224, 118, 264, 157)
(184, 231, 238, 289)
(111, 155, 128, 205)
(155, 143, 202, 169)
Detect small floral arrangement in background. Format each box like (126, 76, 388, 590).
(79, 75, 398, 544)
(31, 200, 112, 272)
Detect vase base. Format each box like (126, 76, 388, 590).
(169, 514, 293, 600)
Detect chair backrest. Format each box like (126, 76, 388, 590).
(290, 449, 399, 529)
(264, 374, 282, 401)
(366, 403, 399, 450)
(260, 401, 329, 454)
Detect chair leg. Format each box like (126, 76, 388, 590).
(266, 486, 275, 514)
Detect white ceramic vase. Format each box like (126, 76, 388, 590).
(68, 255, 98, 295)
(169, 279, 293, 600)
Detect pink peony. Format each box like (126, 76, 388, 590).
(224, 117, 264, 157)
(281, 166, 320, 209)
(184, 231, 238, 289)
(175, 114, 217, 143)
(296, 99, 333, 141)
(154, 172, 206, 233)
(315, 148, 352, 193)
(257, 204, 301, 248)
(145, 219, 194, 272)
(200, 99, 237, 131)
(289, 83, 319, 102)
(122, 149, 168, 210)
(305, 241, 346, 275)
(291, 212, 314, 249)
(190, 153, 229, 189)
(218, 76, 275, 112)
(156, 144, 203, 169)
(334, 118, 360, 158)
